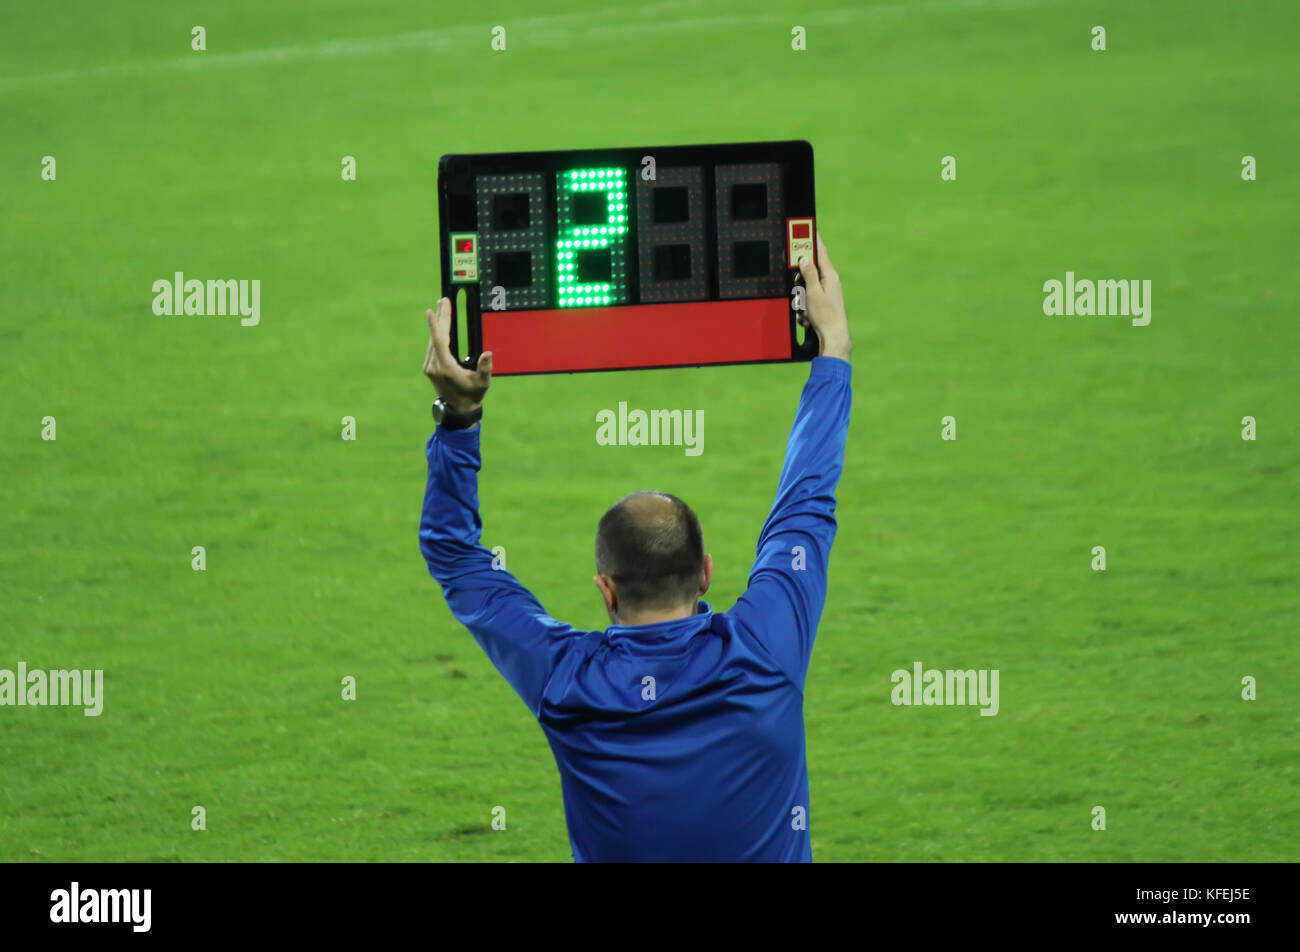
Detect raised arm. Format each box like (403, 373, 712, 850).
(418, 300, 579, 713)
(730, 236, 853, 686)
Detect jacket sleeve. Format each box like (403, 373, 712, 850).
(418, 426, 580, 714)
(729, 356, 852, 687)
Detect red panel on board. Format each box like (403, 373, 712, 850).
(480, 298, 792, 374)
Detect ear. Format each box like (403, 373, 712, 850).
(699, 554, 714, 596)
(593, 573, 618, 618)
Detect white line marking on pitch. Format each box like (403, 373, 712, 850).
(0, 0, 1058, 94)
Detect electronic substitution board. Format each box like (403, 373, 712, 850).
(437, 140, 817, 375)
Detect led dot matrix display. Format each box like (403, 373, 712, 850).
(556, 168, 629, 307)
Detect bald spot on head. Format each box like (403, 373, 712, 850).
(620, 491, 677, 525)
(595, 491, 705, 613)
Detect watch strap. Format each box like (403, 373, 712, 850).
(434, 401, 483, 430)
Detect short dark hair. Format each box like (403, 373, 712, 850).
(595, 492, 705, 613)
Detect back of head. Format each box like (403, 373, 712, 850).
(595, 492, 705, 614)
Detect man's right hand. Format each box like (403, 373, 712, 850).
(424, 297, 493, 412)
(797, 234, 851, 363)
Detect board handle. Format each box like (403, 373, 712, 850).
(442, 285, 484, 370)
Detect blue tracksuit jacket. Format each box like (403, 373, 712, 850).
(419, 355, 851, 861)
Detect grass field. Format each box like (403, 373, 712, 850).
(1, 0, 1297, 862)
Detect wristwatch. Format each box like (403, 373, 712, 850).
(432, 399, 483, 431)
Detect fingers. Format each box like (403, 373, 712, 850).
(797, 255, 826, 332)
(424, 298, 455, 376)
(797, 255, 822, 293)
(423, 308, 438, 374)
(426, 301, 492, 394)
(798, 255, 827, 312)
(815, 232, 835, 279)
(431, 297, 455, 369)
(813, 234, 840, 295)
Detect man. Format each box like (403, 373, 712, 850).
(419, 235, 852, 861)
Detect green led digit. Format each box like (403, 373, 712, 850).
(556, 167, 629, 307)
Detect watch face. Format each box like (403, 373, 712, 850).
(432, 401, 446, 424)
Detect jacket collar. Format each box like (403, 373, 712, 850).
(605, 600, 714, 643)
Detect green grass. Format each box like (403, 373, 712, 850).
(1, 0, 1296, 861)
